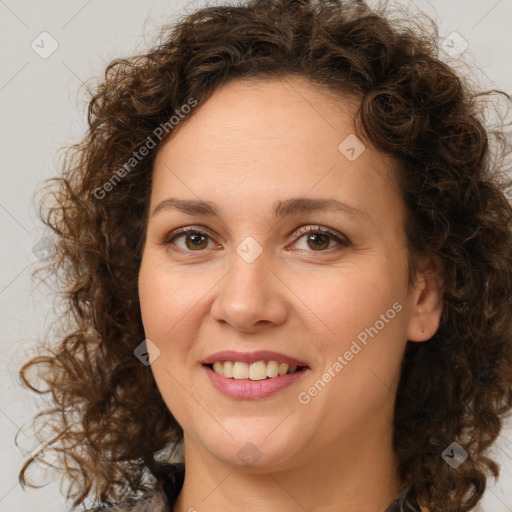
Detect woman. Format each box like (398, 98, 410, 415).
(18, 0, 512, 511)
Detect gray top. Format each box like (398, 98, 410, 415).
(89, 463, 421, 511)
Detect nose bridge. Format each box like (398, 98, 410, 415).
(211, 235, 287, 329)
(225, 236, 272, 304)
(231, 238, 268, 293)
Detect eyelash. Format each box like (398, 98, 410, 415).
(160, 225, 350, 254)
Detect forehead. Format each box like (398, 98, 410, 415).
(150, 76, 402, 229)
(165, 76, 361, 154)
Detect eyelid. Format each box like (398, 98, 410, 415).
(160, 224, 351, 252)
(290, 225, 351, 248)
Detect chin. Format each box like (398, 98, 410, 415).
(198, 423, 307, 472)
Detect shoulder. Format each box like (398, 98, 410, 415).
(86, 487, 169, 512)
(87, 463, 185, 512)
(385, 486, 424, 512)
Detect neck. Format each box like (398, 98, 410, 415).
(173, 421, 403, 512)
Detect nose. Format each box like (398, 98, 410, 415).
(210, 246, 288, 333)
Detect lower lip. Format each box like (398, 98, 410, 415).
(203, 365, 309, 400)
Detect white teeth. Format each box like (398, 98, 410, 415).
(213, 361, 224, 375)
(266, 360, 279, 378)
(210, 360, 302, 380)
(233, 361, 249, 379)
(223, 361, 234, 378)
(278, 363, 289, 376)
(249, 361, 267, 380)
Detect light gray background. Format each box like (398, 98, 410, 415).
(1, 1, 511, 511)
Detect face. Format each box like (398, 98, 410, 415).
(138, 76, 440, 472)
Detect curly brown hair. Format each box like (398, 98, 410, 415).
(17, 0, 512, 511)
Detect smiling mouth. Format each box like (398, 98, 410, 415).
(204, 360, 308, 381)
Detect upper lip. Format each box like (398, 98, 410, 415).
(202, 350, 309, 367)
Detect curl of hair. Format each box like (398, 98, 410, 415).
(18, 1, 512, 511)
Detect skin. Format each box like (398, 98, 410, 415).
(138, 76, 442, 512)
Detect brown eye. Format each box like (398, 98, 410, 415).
(162, 227, 214, 251)
(304, 233, 330, 250)
(291, 225, 350, 252)
(161, 225, 350, 254)
(182, 232, 209, 250)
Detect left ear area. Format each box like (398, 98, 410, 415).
(406, 255, 444, 342)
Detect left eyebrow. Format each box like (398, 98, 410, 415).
(272, 197, 371, 223)
(150, 196, 372, 224)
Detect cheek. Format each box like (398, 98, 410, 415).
(296, 260, 407, 401)
(138, 258, 199, 425)
(298, 269, 406, 430)
(138, 255, 216, 394)
(293, 262, 400, 342)
(138, 256, 200, 338)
